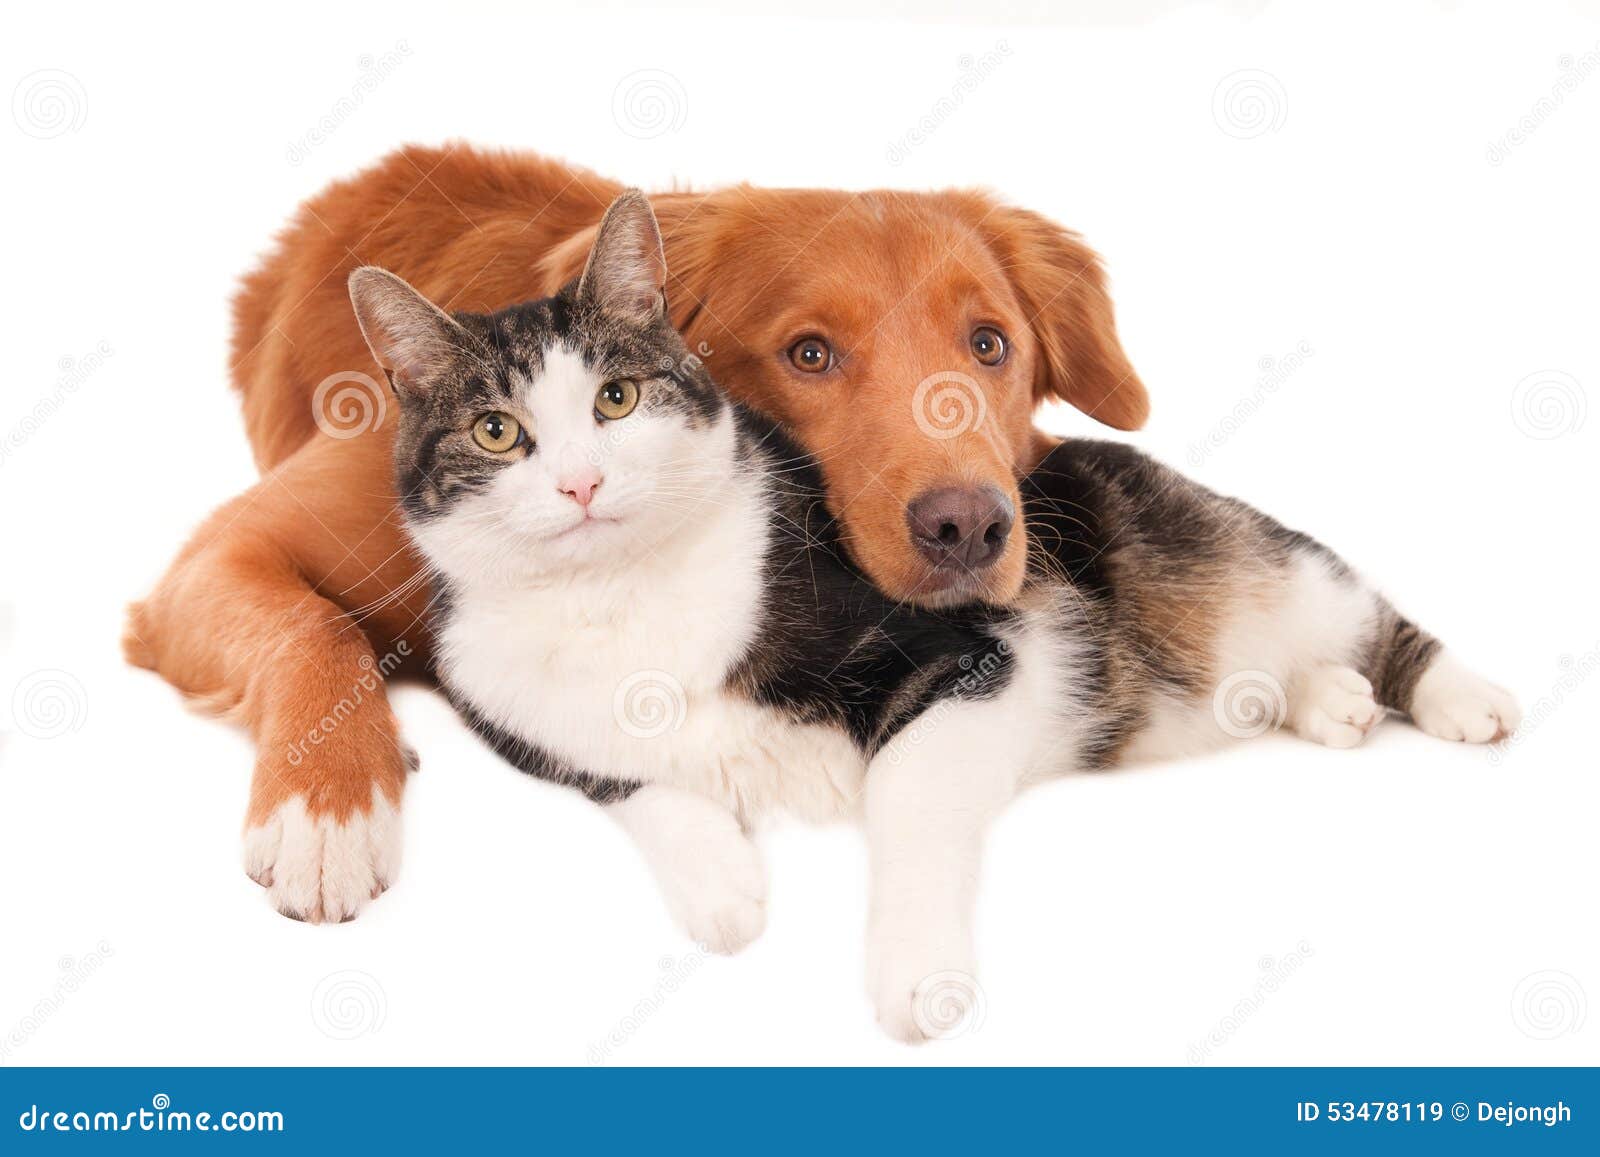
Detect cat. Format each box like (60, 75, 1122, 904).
(348, 190, 1520, 1041)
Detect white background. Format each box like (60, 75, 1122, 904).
(2, 0, 1596, 1066)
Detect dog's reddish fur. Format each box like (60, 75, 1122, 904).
(126, 143, 1146, 916)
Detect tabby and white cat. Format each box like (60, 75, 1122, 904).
(349, 191, 1519, 1040)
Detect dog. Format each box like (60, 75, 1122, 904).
(125, 143, 1148, 921)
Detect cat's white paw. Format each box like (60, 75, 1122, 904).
(242, 788, 401, 923)
(1410, 653, 1521, 743)
(1290, 665, 1383, 749)
(610, 787, 767, 955)
(866, 923, 980, 1043)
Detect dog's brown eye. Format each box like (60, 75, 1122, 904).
(788, 337, 832, 373)
(971, 326, 1006, 367)
(472, 411, 522, 453)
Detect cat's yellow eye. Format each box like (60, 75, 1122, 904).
(595, 380, 639, 421)
(472, 411, 522, 453)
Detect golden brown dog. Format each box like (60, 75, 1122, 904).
(125, 143, 1147, 921)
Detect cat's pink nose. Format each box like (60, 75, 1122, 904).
(558, 469, 603, 508)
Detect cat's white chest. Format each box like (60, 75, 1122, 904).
(436, 505, 866, 822)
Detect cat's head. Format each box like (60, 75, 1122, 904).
(349, 191, 733, 586)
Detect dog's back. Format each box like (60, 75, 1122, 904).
(231, 145, 621, 469)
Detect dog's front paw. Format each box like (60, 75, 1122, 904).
(866, 925, 982, 1043)
(1290, 665, 1383, 749)
(1410, 653, 1522, 743)
(243, 787, 401, 923)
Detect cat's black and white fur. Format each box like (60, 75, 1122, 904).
(350, 191, 1520, 1041)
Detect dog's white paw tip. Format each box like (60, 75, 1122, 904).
(242, 789, 401, 924)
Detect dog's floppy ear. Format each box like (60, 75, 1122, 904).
(973, 201, 1148, 431)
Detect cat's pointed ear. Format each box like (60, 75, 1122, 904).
(577, 189, 667, 325)
(348, 266, 469, 392)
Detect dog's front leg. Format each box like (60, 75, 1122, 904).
(864, 697, 1027, 1042)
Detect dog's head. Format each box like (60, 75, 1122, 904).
(546, 188, 1146, 607)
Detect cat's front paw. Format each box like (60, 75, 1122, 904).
(612, 787, 768, 955)
(242, 787, 401, 923)
(1410, 653, 1522, 743)
(1290, 665, 1383, 749)
(668, 835, 767, 956)
(866, 924, 982, 1043)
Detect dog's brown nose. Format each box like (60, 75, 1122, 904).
(906, 485, 1014, 572)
